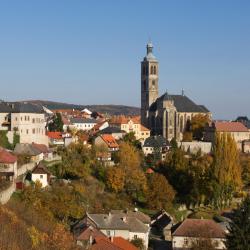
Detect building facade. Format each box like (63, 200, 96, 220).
(141, 43, 211, 141)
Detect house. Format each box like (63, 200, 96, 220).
(76, 212, 150, 249)
(143, 135, 170, 161)
(0, 102, 48, 146)
(70, 117, 97, 131)
(110, 116, 150, 143)
(0, 148, 18, 180)
(61, 116, 71, 132)
(96, 152, 112, 164)
(243, 140, 250, 153)
(47, 132, 64, 146)
(151, 210, 174, 241)
(204, 121, 250, 150)
(31, 143, 53, 160)
(95, 134, 119, 152)
(172, 219, 226, 249)
(92, 121, 109, 134)
(14, 143, 44, 162)
(31, 162, 51, 188)
(81, 108, 92, 119)
(99, 127, 126, 140)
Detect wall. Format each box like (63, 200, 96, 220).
(172, 236, 226, 249)
(178, 141, 212, 154)
(0, 181, 15, 204)
(32, 173, 48, 188)
(17, 162, 36, 176)
(129, 231, 149, 249)
(100, 229, 129, 239)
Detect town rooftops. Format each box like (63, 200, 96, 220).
(74, 224, 106, 241)
(172, 218, 225, 238)
(91, 237, 121, 250)
(87, 213, 149, 233)
(0, 102, 12, 113)
(70, 117, 97, 124)
(0, 148, 17, 164)
(143, 135, 170, 148)
(8, 102, 44, 114)
(214, 121, 249, 132)
(110, 116, 141, 125)
(31, 143, 50, 154)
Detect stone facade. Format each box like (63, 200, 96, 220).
(141, 43, 210, 141)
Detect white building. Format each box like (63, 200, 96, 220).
(0, 102, 48, 146)
(172, 219, 226, 249)
(31, 162, 51, 188)
(70, 117, 97, 131)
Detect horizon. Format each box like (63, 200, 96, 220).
(1, 1, 250, 120)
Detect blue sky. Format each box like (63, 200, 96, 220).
(0, 1, 249, 119)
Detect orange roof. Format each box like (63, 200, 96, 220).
(101, 134, 119, 148)
(91, 237, 138, 250)
(111, 116, 141, 125)
(112, 237, 138, 250)
(141, 125, 150, 132)
(47, 131, 63, 139)
(214, 121, 248, 132)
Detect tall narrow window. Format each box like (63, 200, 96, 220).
(151, 65, 154, 74)
(152, 80, 155, 86)
(143, 80, 146, 91)
(154, 66, 157, 74)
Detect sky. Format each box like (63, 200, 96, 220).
(0, 1, 249, 119)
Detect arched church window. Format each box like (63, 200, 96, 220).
(180, 116, 183, 132)
(151, 65, 154, 74)
(154, 66, 157, 74)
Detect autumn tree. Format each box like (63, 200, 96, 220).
(106, 167, 125, 193)
(147, 173, 175, 209)
(212, 133, 242, 206)
(190, 114, 210, 140)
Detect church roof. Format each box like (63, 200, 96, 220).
(155, 93, 209, 113)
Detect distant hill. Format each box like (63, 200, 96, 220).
(26, 100, 140, 116)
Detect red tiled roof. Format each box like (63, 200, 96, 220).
(111, 116, 141, 125)
(112, 237, 138, 250)
(214, 121, 248, 132)
(0, 148, 17, 164)
(91, 238, 121, 250)
(172, 219, 225, 238)
(101, 134, 119, 148)
(47, 131, 63, 139)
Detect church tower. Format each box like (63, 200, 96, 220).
(141, 42, 159, 127)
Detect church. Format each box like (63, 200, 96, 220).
(141, 42, 211, 141)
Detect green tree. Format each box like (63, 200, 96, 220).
(226, 196, 250, 250)
(48, 113, 64, 132)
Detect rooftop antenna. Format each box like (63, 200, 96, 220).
(181, 88, 185, 96)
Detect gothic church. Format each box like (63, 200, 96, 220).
(141, 42, 210, 141)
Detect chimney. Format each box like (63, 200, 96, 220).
(181, 89, 184, 96)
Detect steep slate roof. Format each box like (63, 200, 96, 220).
(151, 93, 210, 113)
(70, 117, 97, 124)
(143, 135, 170, 148)
(172, 219, 225, 238)
(32, 162, 50, 175)
(87, 213, 148, 233)
(214, 121, 249, 132)
(14, 143, 42, 156)
(8, 102, 44, 113)
(0, 102, 12, 113)
(0, 148, 17, 164)
(99, 127, 125, 134)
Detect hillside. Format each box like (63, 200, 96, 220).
(26, 100, 140, 116)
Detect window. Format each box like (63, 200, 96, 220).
(40, 175, 43, 179)
(154, 65, 157, 74)
(143, 66, 146, 75)
(143, 80, 146, 91)
(152, 80, 155, 86)
(107, 230, 111, 237)
(184, 238, 188, 245)
(32, 118, 35, 123)
(134, 235, 138, 239)
(151, 65, 154, 74)
(32, 129, 35, 134)
(15, 117, 18, 121)
(26, 129, 29, 134)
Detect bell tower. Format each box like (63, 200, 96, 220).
(141, 42, 159, 127)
